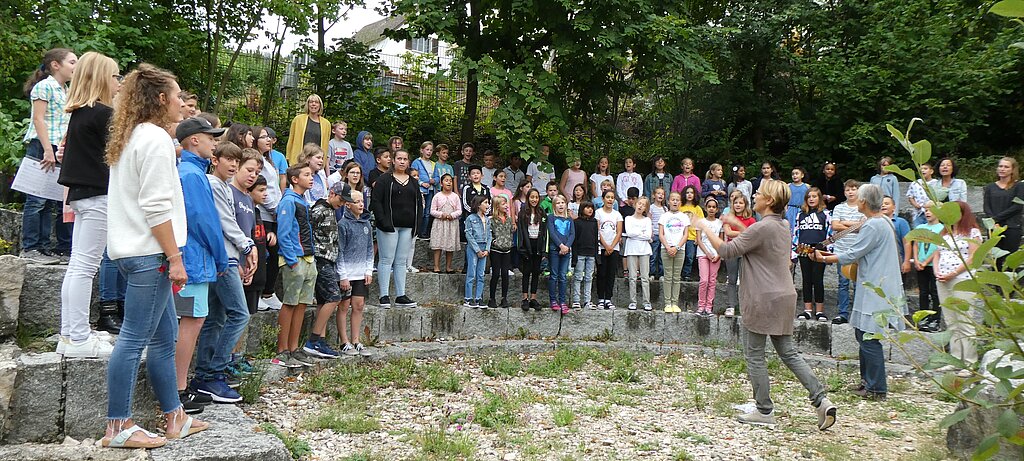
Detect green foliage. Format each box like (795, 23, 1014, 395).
(550, 404, 575, 427)
(302, 405, 381, 434)
(480, 353, 523, 378)
(237, 362, 267, 404)
(0, 101, 29, 175)
(259, 423, 311, 459)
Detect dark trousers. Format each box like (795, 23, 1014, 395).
(596, 250, 620, 300)
(489, 250, 512, 299)
(520, 248, 542, 294)
(855, 328, 887, 394)
(798, 257, 826, 303)
(995, 226, 1021, 271)
(915, 265, 940, 320)
(262, 221, 279, 296)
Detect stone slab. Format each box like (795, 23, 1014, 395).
(557, 307, 614, 341)
(63, 358, 160, 440)
(507, 306, 560, 339)
(2, 353, 61, 443)
(17, 264, 69, 332)
(422, 304, 462, 339)
(829, 323, 859, 359)
(370, 307, 425, 344)
(459, 306, 508, 339)
(661, 312, 715, 344)
(613, 309, 661, 342)
(0, 345, 18, 442)
(791, 321, 831, 356)
(0, 256, 26, 338)
(0, 443, 149, 461)
(149, 404, 290, 461)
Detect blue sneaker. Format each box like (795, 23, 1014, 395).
(303, 339, 340, 359)
(231, 353, 255, 374)
(193, 375, 242, 403)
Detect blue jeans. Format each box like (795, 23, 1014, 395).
(419, 191, 434, 237)
(107, 254, 180, 419)
(547, 251, 571, 304)
(682, 240, 697, 279)
(465, 251, 486, 299)
(377, 227, 413, 298)
(572, 256, 595, 305)
(855, 328, 887, 394)
(99, 250, 127, 302)
(649, 240, 663, 278)
(21, 140, 72, 252)
(195, 266, 251, 380)
(837, 264, 853, 319)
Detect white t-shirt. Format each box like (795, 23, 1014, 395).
(596, 207, 623, 249)
(527, 161, 555, 193)
(590, 172, 613, 196)
(623, 215, 653, 256)
(481, 167, 496, 188)
(937, 228, 982, 281)
(659, 211, 690, 248)
(696, 218, 724, 258)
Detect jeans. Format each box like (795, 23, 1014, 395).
(547, 251, 571, 304)
(837, 264, 853, 319)
(419, 191, 434, 238)
(377, 227, 413, 298)
(682, 240, 697, 279)
(107, 254, 181, 419)
(661, 248, 684, 306)
(743, 327, 826, 414)
(195, 266, 251, 380)
(649, 240, 663, 278)
(99, 250, 127, 302)
(697, 256, 721, 311)
(572, 256, 595, 305)
(726, 257, 741, 313)
(21, 139, 72, 252)
(489, 250, 512, 300)
(465, 251, 486, 299)
(596, 250, 620, 301)
(60, 196, 107, 341)
(936, 279, 978, 364)
(855, 328, 887, 394)
(625, 254, 651, 305)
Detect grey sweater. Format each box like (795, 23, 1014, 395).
(208, 174, 254, 266)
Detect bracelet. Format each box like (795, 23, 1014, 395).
(166, 252, 182, 261)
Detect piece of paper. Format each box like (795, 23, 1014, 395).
(11, 157, 64, 202)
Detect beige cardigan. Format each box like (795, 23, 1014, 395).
(717, 214, 798, 336)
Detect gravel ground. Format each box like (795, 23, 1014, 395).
(244, 349, 956, 461)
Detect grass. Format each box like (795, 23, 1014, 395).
(551, 404, 575, 427)
(581, 403, 611, 418)
(338, 452, 383, 461)
(473, 389, 538, 429)
(710, 384, 749, 416)
(524, 347, 596, 377)
(302, 405, 381, 434)
(636, 441, 659, 451)
(417, 426, 476, 459)
(237, 362, 268, 404)
(481, 353, 523, 378)
(875, 428, 901, 439)
(421, 363, 465, 392)
(255, 324, 281, 359)
(302, 358, 464, 398)
(673, 429, 712, 445)
(811, 441, 852, 461)
(672, 448, 695, 461)
(259, 423, 310, 460)
(14, 324, 53, 352)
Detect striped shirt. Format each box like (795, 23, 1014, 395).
(24, 76, 70, 144)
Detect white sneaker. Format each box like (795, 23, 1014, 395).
(63, 335, 114, 358)
(263, 294, 283, 310)
(56, 336, 69, 355)
(408, 266, 420, 273)
(643, 303, 652, 311)
(724, 307, 735, 318)
(627, 303, 637, 311)
(586, 302, 597, 310)
(355, 343, 371, 357)
(737, 409, 775, 426)
(257, 297, 270, 311)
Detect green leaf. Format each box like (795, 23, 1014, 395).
(997, 409, 1020, 438)
(970, 237, 1001, 270)
(883, 164, 917, 181)
(1004, 250, 1024, 272)
(934, 201, 963, 226)
(906, 228, 945, 245)
(912, 310, 937, 325)
(886, 124, 905, 142)
(990, 0, 1024, 17)
(938, 408, 972, 429)
(911, 140, 932, 166)
(973, 434, 1001, 460)
(974, 270, 1013, 292)
(1012, 42, 1024, 50)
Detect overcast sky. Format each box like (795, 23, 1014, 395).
(249, 0, 387, 53)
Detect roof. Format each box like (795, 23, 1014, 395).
(353, 16, 406, 45)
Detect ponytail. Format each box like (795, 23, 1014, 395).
(23, 48, 73, 96)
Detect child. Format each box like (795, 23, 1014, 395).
(616, 157, 643, 205)
(644, 156, 672, 199)
(431, 174, 461, 273)
(592, 179, 618, 210)
(595, 190, 623, 310)
(786, 167, 809, 228)
(412, 141, 436, 239)
(173, 118, 228, 411)
(517, 189, 546, 311)
(671, 157, 701, 194)
(246, 175, 271, 314)
(695, 197, 723, 315)
(367, 147, 391, 188)
(912, 203, 942, 332)
(387, 135, 403, 153)
(327, 121, 352, 174)
(679, 185, 705, 281)
(624, 196, 653, 311)
(272, 164, 318, 368)
(511, 179, 532, 224)
(906, 161, 937, 227)
(723, 191, 755, 317)
(540, 181, 559, 214)
(648, 187, 668, 280)
(354, 130, 375, 181)
(702, 163, 727, 200)
(547, 195, 576, 313)
(560, 157, 587, 198)
(830, 180, 865, 324)
(301, 181, 347, 360)
(568, 183, 589, 219)
(590, 156, 613, 199)
(619, 187, 639, 218)
(572, 202, 598, 309)
(727, 164, 752, 202)
(870, 156, 899, 205)
(659, 192, 689, 312)
(297, 143, 328, 204)
(489, 196, 514, 308)
(814, 161, 843, 211)
(527, 144, 554, 193)
(432, 143, 454, 191)
(490, 169, 513, 211)
(794, 188, 830, 322)
(481, 149, 497, 187)
(750, 161, 779, 197)
(503, 153, 527, 188)
(335, 185, 374, 356)
(231, 149, 262, 315)
(882, 196, 914, 273)
(453, 142, 476, 193)
(464, 196, 491, 308)
(462, 165, 491, 217)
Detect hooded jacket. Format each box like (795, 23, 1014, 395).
(178, 150, 228, 283)
(310, 198, 339, 262)
(336, 207, 374, 281)
(277, 188, 315, 266)
(516, 206, 547, 256)
(353, 131, 376, 181)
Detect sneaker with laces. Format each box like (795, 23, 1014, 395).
(290, 349, 315, 366)
(341, 343, 357, 356)
(257, 297, 270, 311)
(560, 303, 569, 314)
(379, 295, 391, 308)
(664, 304, 673, 313)
(550, 301, 560, 311)
(270, 352, 294, 368)
(193, 375, 242, 403)
(355, 343, 371, 357)
(815, 312, 829, 322)
(20, 249, 59, 265)
(737, 409, 776, 426)
(724, 307, 735, 318)
(231, 354, 255, 374)
(831, 315, 848, 325)
(487, 299, 497, 309)
(63, 335, 114, 358)
(475, 299, 483, 308)
(815, 397, 837, 431)
(179, 390, 206, 414)
(571, 302, 582, 310)
(627, 303, 637, 311)
(500, 298, 509, 308)
(530, 299, 541, 311)
(263, 294, 283, 310)
(395, 295, 417, 308)
(587, 302, 597, 310)
(606, 301, 617, 310)
(520, 299, 530, 311)
(304, 339, 339, 359)
(643, 303, 652, 311)
(55, 336, 68, 355)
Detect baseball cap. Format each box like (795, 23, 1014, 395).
(330, 182, 356, 202)
(176, 117, 225, 142)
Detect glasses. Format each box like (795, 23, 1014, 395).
(257, 135, 270, 139)
(113, 75, 124, 83)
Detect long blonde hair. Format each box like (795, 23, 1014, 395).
(105, 64, 179, 165)
(65, 52, 118, 111)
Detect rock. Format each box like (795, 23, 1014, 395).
(791, 321, 830, 356)
(558, 307, 614, 341)
(371, 307, 425, 343)
(0, 344, 18, 439)
(150, 404, 290, 461)
(614, 309, 660, 342)
(503, 452, 519, 460)
(2, 353, 62, 443)
(507, 306, 559, 339)
(978, 347, 1024, 390)
(0, 209, 22, 255)
(459, 306, 508, 339)
(18, 264, 71, 331)
(0, 255, 26, 338)
(829, 323, 858, 359)
(424, 304, 462, 339)
(0, 443, 148, 460)
(63, 357, 161, 440)
(946, 390, 1024, 461)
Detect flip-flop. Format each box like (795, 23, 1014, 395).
(166, 415, 209, 440)
(101, 425, 166, 449)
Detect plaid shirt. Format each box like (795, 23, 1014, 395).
(24, 76, 69, 144)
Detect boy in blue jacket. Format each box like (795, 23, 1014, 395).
(173, 117, 228, 414)
(272, 163, 318, 368)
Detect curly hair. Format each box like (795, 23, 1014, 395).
(105, 64, 179, 165)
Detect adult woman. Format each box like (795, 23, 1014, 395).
(252, 126, 285, 309)
(56, 52, 121, 356)
(285, 94, 330, 164)
(696, 179, 836, 430)
(932, 201, 982, 378)
(812, 184, 907, 400)
(21, 48, 77, 264)
(983, 157, 1023, 270)
(936, 157, 968, 203)
(371, 148, 422, 308)
(102, 64, 207, 448)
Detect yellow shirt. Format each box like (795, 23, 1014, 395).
(678, 204, 705, 241)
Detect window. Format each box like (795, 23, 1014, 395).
(407, 37, 435, 53)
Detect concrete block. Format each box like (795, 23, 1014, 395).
(888, 330, 944, 367)
(711, 316, 744, 347)
(423, 304, 462, 339)
(150, 404, 290, 461)
(372, 307, 424, 343)
(63, 357, 160, 440)
(3, 353, 61, 443)
(792, 321, 831, 356)
(0, 256, 26, 338)
(459, 306, 508, 339)
(391, 341, 454, 360)
(244, 311, 279, 356)
(661, 312, 715, 344)
(434, 273, 468, 305)
(412, 238, 464, 269)
(17, 264, 68, 332)
(507, 306, 559, 339)
(557, 308, 614, 341)
(0, 345, 18, 440)
(614, 309, 661, 342)
(829, 323, 858, 359)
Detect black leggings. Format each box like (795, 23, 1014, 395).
(916, 265, 940, 314)
(262, 221, 279, 296)
(520, 245, 543, 294)
(799, 257, 825, 303)
(596, 250, 620, 300)
(490, 250, 512, 299)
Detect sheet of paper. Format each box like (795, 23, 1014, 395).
(11, 157, 64, 202)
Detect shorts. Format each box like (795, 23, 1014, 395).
(279, 255, 317, 305)
(174, 283, 210, 318)
(340, 279, 368, 301)
(314, 258, 342, 304)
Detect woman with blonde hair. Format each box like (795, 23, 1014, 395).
(56, 52, 123, 355)
(697, 179, 837, 430)
(983, 157, 1023, 270)
(102, 64, 208, 449)
(286, 94, 330, 163)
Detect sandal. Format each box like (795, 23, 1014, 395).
(101, 425, 166, 449)
(166, 413, 209, 440)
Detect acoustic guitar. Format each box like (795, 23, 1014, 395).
(794, 221, 864, 281)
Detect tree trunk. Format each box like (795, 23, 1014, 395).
(262, 20, 289, 123)
(461, 67, 478, 144)
(202, 0, 217, 108)
(213, 16, 261, 113)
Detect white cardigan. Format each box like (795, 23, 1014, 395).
(107, 123, 187, 259)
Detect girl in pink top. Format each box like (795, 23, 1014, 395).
(490, 169, 513, 214)
(560, 157, 587, 198)
(671, 157, 701, 193)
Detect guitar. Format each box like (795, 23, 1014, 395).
(795, 220, 864, 281)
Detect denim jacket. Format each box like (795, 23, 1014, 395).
(464, 213, 492, 254)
